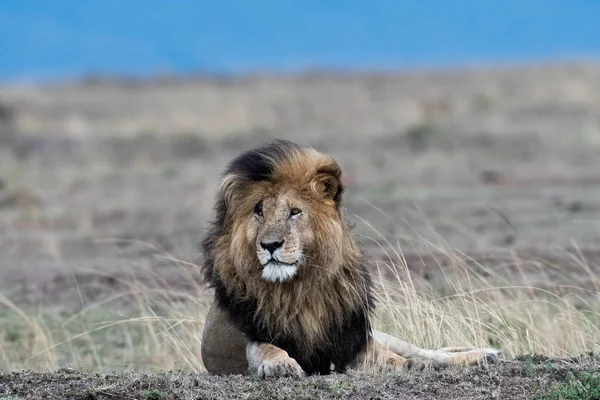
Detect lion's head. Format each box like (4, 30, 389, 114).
(204, 139, 361, 286)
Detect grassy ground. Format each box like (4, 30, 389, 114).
(2, 356, 600, 399)
(1, 246, 599, 373)
(1, 62, 600, 398)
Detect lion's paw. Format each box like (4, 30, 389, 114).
(454, 347, 501, 366)
(257, 357, 305, 379)
(405, 358, 428, 371)
(383, 353, 410, 371)
(484, 348, 501, 364)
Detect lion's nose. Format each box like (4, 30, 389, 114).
(260, 240, 284, 254)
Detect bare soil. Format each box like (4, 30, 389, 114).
(1, 356, 599, 400)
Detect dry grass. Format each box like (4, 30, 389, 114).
(363, 217, 600, 359)
(0, 236, 204, 372)
(371, 246, 600, 358)
(0, 223, 598, 374)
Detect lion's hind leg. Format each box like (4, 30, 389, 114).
(435, 346, 501, 365)
(351, 339, 410, 372)
(246, 342, 305, 378)
(372, 329, 500, 367)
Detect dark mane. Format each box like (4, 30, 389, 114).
(225, 139, 302, 182)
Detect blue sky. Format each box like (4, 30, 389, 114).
(1, 0, 599, 81)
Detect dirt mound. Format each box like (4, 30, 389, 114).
(1, 356, 599, 400)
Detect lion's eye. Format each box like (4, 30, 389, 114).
(290, 207, 302, 217)
(254, 201, 263, 217)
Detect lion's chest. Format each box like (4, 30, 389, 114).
(215, 278, 372, 375)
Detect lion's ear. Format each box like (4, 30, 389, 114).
(313, 164, 344, 207)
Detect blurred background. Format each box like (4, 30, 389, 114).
(2, 1, 600, 80)
(1, 0, 600, 371)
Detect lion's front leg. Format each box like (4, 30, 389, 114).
(246, 342, 305, 378)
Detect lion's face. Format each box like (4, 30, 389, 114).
(225, 178, 347, 285)
(210, 140, 355, 287)
(247, 189, 315, 283)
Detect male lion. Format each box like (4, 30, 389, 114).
(200, 140, 499, 378)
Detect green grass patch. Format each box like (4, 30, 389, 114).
(536, 370, 600, 400)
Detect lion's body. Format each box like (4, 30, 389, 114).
(200, 140, 499, 378)
(201, 302, 248, 375)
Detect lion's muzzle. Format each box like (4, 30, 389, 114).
(257, 240, 300, 282)
(261, 261, 298, 283)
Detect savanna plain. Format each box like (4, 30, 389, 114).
(1, 63, 600, 399)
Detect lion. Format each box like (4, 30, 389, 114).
(200, 139, 499, 378)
